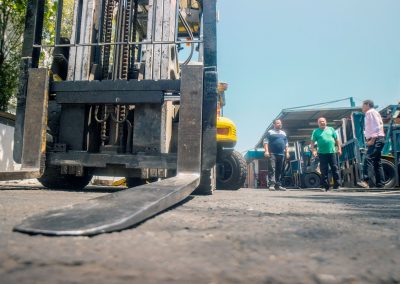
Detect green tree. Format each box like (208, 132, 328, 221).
(0, 0, 27, 111)
(0, 0, 58, 111)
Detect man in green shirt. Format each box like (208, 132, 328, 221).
(310, 117, 342, 191)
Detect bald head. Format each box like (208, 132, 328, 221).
(318, 117, 327, 129)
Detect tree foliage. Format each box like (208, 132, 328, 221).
(0, 0, 27, 111)
(0, 0, 58, 111)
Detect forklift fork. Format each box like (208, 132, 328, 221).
(13, 64, 204, 236)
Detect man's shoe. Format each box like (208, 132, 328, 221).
(275, 186, 287, 191)
(375, 184, 385, 189)
(357, 181, 369, 189)
(333, 185, 340, 190)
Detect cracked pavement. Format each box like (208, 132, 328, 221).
(1, 185, 399, 283)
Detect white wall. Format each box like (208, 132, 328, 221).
(0, 123, 20, 171)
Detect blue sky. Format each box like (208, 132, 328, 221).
(216, 0, 400, 152)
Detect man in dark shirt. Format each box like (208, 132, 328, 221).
(263, 119, 289, 190)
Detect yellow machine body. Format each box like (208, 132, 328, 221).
(216, 116, 237, 148)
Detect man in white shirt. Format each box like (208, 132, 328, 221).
(359, 100, 385, 188)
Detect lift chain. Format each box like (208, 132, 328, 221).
(121, 0, 133, 80)
(102, 0, 115, 79)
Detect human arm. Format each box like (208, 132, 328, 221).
(284, 136, 290, 160)
(332, 129, 342, 156)
(263, 136, 270, 158)
(310, 141, 317, 157)
(310, 130, 317, 157)
(335, 138, 342, 156)
(263, 143, 270, 158)
(285, 145, 290, 160)
(366, 137, 376, 146)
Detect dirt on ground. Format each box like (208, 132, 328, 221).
(0, 184, 400, 284)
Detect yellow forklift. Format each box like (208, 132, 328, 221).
(216, 83, 247, 190)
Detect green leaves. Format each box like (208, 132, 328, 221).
(0, 0, 57, 110)
(0, 0, 26, 111)
(0, 57, 19, 111)
(43, 0, 57, 45)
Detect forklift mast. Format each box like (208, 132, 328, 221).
(2, 0, 220, 236)
(12, 0, 217, 181)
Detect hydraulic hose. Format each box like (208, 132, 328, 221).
(179, 10, 194, 65)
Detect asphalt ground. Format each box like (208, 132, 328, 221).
(0, 184, 399, 284)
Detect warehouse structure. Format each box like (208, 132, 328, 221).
(245, 104, 399, 189)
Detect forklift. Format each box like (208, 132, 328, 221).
(215, 82, 247, 190)
(0, 0, 223, 236)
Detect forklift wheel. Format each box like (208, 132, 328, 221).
(126, 178, 146, 188)
(126, 177, 158, 188)
(38, 166, 92, 190)
(368, 159, 396, 188)
(302, 172, 321, 188)
(216, 150, 247, 190)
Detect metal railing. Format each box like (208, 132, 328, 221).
(33, 39, 203, 49)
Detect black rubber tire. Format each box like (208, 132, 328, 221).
(216, 150, 247, 190)
(302, 172, 321, 188)
(192, 167, 216, 195)
(368, 159, 396, 188)
(38, 166, 92, 190)
(126, 178, 146, 188)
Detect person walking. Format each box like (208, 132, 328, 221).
(358, 100, 385, 188)
(310, 117, 342, 191)
(263, 119, 290, 190)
